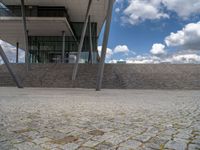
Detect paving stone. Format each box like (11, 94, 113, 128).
(175, 130, 192, 140)
(117, 146, 132, 150)
(0, 142, 15, 150)
(134, 133, 155, 143)
(14, 142, 43, 150)
(40, 143, 60, 149)
(165, 139, 187, 150)
(87, 130, 104, 136)
(32, 137, 51, 145)
(106, 135, 129, 145)
(61, 143, 79, 150)
(95, 141, 115, 150)
(188, 144, 200, 150)
(50, 136, 78, 145)
(82, 140, 101, 147)
(143, 136, 168, 149)
(0, 88, 200, 150)
(120, 139, 142, 149)
(192, 139, 200, 145)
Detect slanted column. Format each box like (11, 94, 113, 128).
(21, 0, 29, 70)
(88, 16, 93, 64)
(62, 31, 66, 63)
(16, 42, 19, 63)
(96, 0, 115, 91)
(72, 0, 93, 81)
(0, 45, 23, 88)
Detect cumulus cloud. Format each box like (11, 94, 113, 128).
(122, 0, 169, 25)
(109, 52, 200, 64)
(150, 43, 166, 55)
(97, 46, 113, 58)
(166, 54, 200, 64)
(114, 45, 130, 53)
(98, 45, 132, 60)
(165, 21, 200, 50)
(162, 0, 200, 18)
(125, 55, 161, 64)
(145, 21, 200, 64)
(109, 59, 126, 64)
(120, 0, 200, 25)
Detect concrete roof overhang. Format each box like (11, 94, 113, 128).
(0, 17, 73, 49)
(1, 0, 109, 36)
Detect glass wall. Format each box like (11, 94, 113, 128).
(29, 22, 98, 64)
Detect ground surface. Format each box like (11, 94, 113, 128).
(0, 88, 200, 150)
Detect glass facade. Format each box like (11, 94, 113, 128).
(29, 22, 98, 64)
(0, 3, 99, 64)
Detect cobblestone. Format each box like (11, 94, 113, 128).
(119, 139, 142, 149)
(0, 88, 200, 150)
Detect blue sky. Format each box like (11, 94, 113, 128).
(98, 0, 200, 63)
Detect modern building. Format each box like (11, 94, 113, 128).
(0, 0, 115, 90)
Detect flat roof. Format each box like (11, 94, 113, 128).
(1, 0, 109, 34)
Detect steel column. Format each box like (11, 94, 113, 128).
(88, 16, 93, 64)
(16, 42, 19, 63)
(21, 0, 29, 70)
(0, 45, 23, 88)
(72, 0, 93, 81)
(62, 31, 66, 63)
(96, 0, 114, 91)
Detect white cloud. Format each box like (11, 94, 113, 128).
(109, 50, 200, 64)
(115, 8, 121, 13)
(98, 45, 133, 60)
(125, 55, 161, 64)
(162, 0, 200, 18)
(167, 54, 200, 64)
(109, 59, 126, 63)
(165, 21, 200, 50)
(150, 43, 166, 55)
(120, 0, 200, 25)
(98, 46, 113, 58)
(122, 0, 169, 25)
(114, 45, 130, 53)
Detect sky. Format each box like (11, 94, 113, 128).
(98, 0, 200, 63)
(1, 0, 200, 64)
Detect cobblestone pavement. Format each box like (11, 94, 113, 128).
(0, 88, 200, 150)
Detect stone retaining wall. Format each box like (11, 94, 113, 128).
(0, 64, 200, 89)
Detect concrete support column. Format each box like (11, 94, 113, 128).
(72, 0, 93, 81)
(16, 42, 19, 63)
(88, 16, 93, 64)
(21, 0, 29, 71)
(96, 0, 114, 91)
(62, 31, 66, 63)
(0, 45, 23, 88)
